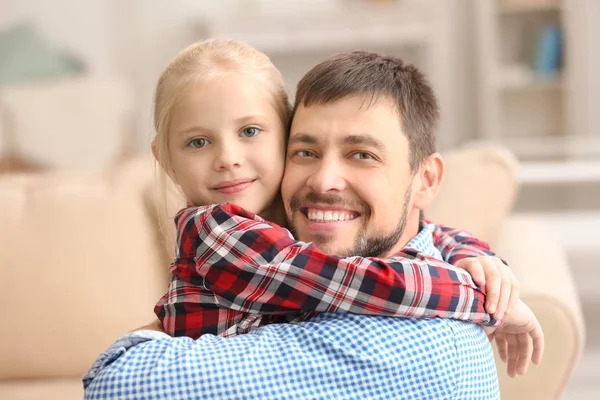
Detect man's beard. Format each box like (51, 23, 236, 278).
(288, 185, 412, 258)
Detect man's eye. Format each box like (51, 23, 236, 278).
(240, 127, 261, 137)
(188, 138, 210, 149)
(351, 152, 374, 160)
(295, 150, 316, 158)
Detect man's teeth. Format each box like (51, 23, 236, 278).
(307, 209, 357, 222)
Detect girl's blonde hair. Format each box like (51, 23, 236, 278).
(153, 38, 291, 172)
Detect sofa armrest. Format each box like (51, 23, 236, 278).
(489, 216, 586, 399)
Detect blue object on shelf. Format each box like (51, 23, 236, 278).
(535, 24, 563, 78)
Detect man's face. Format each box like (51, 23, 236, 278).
(281, 95, 419, 257)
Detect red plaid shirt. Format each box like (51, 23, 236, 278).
(155, 203, 500, 339)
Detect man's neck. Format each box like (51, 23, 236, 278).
(383, 212, 421, 257)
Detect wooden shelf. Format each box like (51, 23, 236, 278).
(204, 23, 430, 54)
(475, 0, 572, 151)
(496, 73, 563, 92)
(197, 1, 431, 54)
(518, 159, 600, 185)
(514, 210, 600, 250)
(495, 136, 600, 160)
(499, 0, 562, 15)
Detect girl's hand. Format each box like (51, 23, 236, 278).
(482, 299, 544, 378)
(455, 256, 519, 321)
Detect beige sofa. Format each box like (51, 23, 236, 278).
(0, 146, 585, 399)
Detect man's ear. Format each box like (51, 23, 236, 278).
(152, 139, 178, 184)
(412, 152, 444, 211)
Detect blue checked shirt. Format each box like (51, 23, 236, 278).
(83, 223, 499, 399)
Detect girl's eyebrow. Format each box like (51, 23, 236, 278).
(177, 115, 268, 136)
(233, 114, 267, 125)
(177, 125, 212, 136)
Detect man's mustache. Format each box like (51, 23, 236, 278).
(289, 192, 370, 217)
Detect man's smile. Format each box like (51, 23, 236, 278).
(304, 207, 360, 222)
(295, 205, 362, 235)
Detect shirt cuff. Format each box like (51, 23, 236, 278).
(82, 330, 170, 388)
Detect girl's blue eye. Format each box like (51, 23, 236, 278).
(241, 127, 261, 137)
(188, 138, 209, 149)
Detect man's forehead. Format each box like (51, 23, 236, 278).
(294, 93, 399, 120)
(290, 96, 404, 147)
(293, 94, 397, 117)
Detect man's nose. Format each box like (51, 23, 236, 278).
(213, 140, 242, 171)
(306, 158, 346, 193)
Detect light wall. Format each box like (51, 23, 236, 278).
(2, 0, 599, 153)
(1, 0, 480, 152)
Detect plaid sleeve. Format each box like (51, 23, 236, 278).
(427, 221, 499, 265)
(194, 203, 499, 327)
(154, 205, 268, 339)
(154, 272, 246, 338)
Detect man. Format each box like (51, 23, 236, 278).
(84, 52, 542, 399)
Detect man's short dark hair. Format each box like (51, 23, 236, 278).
(293, 51, 439, 171)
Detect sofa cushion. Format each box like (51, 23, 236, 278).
(426, 144, 519, 241)
(0, 378, 83, 400)
(0, 158, 167, 379)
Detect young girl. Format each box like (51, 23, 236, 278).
(151, 39, 508, 339)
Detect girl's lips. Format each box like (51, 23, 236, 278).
(212, 179, 255, 194)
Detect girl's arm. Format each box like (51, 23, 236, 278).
(429, 222, 497, 265)
(168, 203, 499, 331)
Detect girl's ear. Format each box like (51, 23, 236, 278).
(151, 139, 159, 163)
(412, 152, 444, 211)
(152, 139, 178, 184)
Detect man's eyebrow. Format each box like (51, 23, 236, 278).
(288, 132, 318, 145)
(343, 134, 386, 152)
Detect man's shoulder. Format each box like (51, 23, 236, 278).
(403, 221, 440, 258)
(306, 311, 487, 351)
(84, 312, 497, 399)
(307, 312, 474, 333)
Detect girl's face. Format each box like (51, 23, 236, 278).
(164, 71, 286, 214)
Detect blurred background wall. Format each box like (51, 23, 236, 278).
(0, 0, 503, 153)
